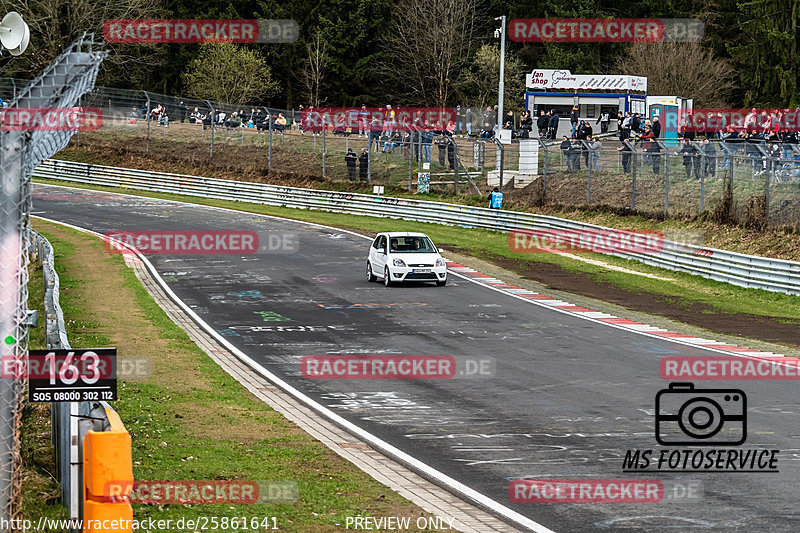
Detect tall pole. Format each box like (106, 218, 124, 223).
(497, 16, 506, 131)
(494, 16, 506, 171)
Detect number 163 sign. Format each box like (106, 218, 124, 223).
(2, 349, 117, 402)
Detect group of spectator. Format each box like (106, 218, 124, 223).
(130, 101, 290, 134)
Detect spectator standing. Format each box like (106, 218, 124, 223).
(618, 141, 632, 173)
(436, 133, 447, 165)
(632, 113, 641, 134)
(345, 148, 357, 181)
(676, 138, 700, 179)
(520, 111, 532, 139)
(547, 109, 560, 139)
(569, 105, 579, 137)
(570, 138, 582, 170)
(652, 116, 662, 139)
(638, 125, 660, 174)
(621, 112, 632, 140)
(465, 107, 474, 136)
(488, 187, 503, 209)
(358, 148, 369, 181)
(422, 127, 434, 163)
(701, 138, 716, 177)
(537, 110, 548, 138)
(616, 111, 625, 140)
(455, 105, 466, 137)
(597, 111, 610, 133)
(587, 135, 601, 171)
(447, 137, 456, 169)
(178, 101, 187, 123)
(560, 136, 574, 171)
(357, 105, 368, 137)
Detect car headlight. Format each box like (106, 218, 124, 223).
(435, 258, 445, 267)
(393, 258, 406, 267)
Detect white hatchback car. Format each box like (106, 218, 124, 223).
(366, 232, 447, 286)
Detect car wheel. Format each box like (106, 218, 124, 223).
(384, 266, 393, 287)
(436, 278, 447, 286)
(366, 261, 377, 282)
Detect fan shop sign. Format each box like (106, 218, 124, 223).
(525, 69, 647, 93)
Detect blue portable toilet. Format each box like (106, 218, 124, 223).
(647, 96, 693, 147)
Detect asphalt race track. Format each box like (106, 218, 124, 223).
(34, 183, 800, 533)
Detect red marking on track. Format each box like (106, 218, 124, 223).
(554, 306, 595, 312)
(519, 294, 556, 300)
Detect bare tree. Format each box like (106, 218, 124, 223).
(0, 0, 165, 81)
(455, 44, 526, 112)
(301, 31, 328, 107)
(614, 42, 736, 107)
(382, 0, 480, 107)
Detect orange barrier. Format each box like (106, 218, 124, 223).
(83, 407, 133, 532)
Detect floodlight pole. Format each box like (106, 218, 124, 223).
(495, 16, 506, 170)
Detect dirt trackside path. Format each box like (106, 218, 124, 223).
(442, 245, 800, 351)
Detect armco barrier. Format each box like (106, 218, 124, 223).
(33, 159, 800, 295)
(33, 230, 133, 531)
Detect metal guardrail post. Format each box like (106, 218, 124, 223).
(454, 146, 460, 194)
(700, 165, 705, 212)
(205, 100, 215, 160)
(539, 140, 547, 204)
(765, 160, 771, 224)
(664, 149, 670, 215)
(268, 118, 272, 171)
(144, 91, 151, 154)
(408, 137, 413, 192)
(631, 148, 637, 210)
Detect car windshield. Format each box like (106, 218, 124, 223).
(389, 236, 436, 253)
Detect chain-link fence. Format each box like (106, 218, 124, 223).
(0, 34, 106, 523)
(4, 76, 797, 229)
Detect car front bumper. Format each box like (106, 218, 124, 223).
(388, 266, 447, 282)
